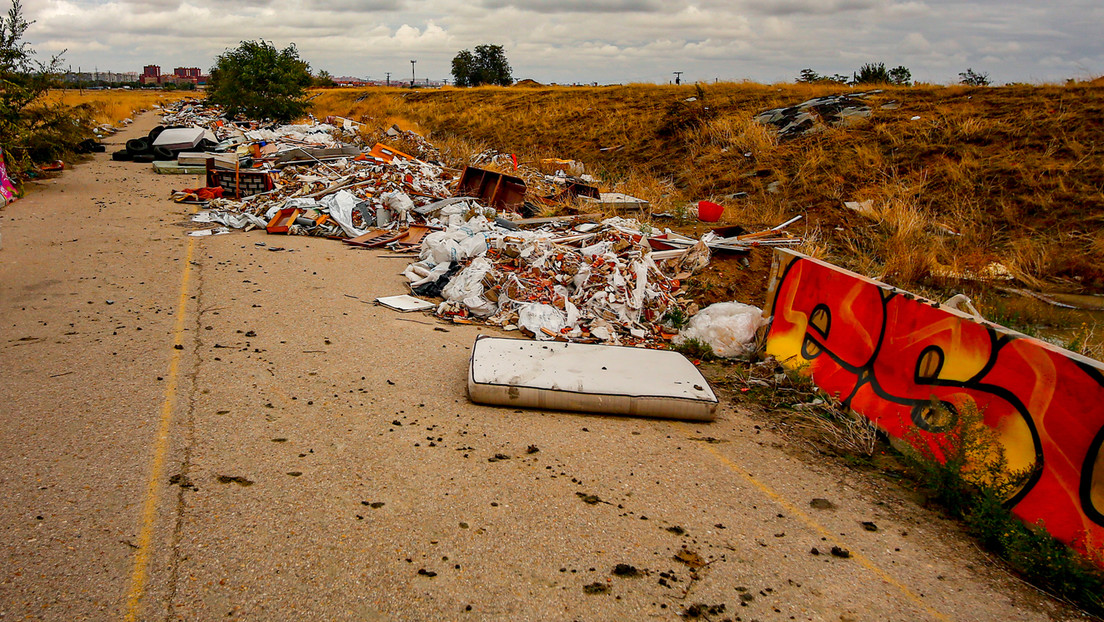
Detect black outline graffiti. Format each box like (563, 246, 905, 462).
(766, 255, 1089, 513)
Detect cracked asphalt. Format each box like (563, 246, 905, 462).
(0, 113, 1089, 621)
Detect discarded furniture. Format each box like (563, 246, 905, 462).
(467, 336, 718, 421)
(455, 166, 526, 211)
(153, 127, 215, 151)
(266, 208, 301, 234)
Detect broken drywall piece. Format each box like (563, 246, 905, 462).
(188, 227, 230, 237)
(376, 294, 436, 312)
(467, 335, 718, 421)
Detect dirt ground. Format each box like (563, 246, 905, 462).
(0, 114, 1092, 621)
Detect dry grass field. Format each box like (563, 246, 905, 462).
(42, 88, 195, 126)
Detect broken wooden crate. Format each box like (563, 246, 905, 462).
(468, 336, 718, 421)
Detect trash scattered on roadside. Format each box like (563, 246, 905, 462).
(674, 302, 766, 358)
(376, 294, 436, 312)
(755, 91, 879, 138)
(189, 227, 230, 237)
(697, 200, 723, 222)
(0, 147, 17, 208)
(843, 199, 875, 217)
(146, 100, 803, 350)
(467, 335, 718, 420)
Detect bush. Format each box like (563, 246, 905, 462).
(960, 68, 991, 86)
(206, 40, 313, 122)
(0, 0, 91, 182)
(853, 62, 890, 85)
(902, 400, 1104, 615)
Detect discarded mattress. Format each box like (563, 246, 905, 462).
(467, 335, 718, 421)
(153, 127, 215, 151)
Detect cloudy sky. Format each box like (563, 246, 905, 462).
(24, 0, 1103, 85)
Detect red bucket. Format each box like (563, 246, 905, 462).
(697, 200, 723, 222)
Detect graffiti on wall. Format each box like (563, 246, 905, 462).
(764, 249, 1104, 561)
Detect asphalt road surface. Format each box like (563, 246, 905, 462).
(0, 114, 1088, 621)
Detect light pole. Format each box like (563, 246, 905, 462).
(410, 60, 416, 87)
(385, 72, 391, 87)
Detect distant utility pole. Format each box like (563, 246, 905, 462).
(673, 71, 683, 86)
(385, 72, 391, 87)
(410, 60, 416, 87)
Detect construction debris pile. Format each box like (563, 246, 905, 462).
(755, 91, 886, 139)
(152, 101, 802, 348)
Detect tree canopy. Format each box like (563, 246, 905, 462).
(451, 44, 513, 87)
(207, 40, 313, 122)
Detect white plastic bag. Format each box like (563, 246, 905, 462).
(442, 257, 498, 316)
(674, 302, 765, 358)
(321, 190, 366, 237)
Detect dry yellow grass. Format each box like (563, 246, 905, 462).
(41, 89, 196, 126)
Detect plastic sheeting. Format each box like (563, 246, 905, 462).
(674, 302, 766, 358)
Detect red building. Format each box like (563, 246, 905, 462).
(141, 64, 160, 85)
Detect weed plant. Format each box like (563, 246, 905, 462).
(901, 401, 1104, 615)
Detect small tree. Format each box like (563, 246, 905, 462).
(450, 44, 512, 87)
(207, 40, 313, 122)
(959, 68, 991, 86)
(853, 62, 890, 85)
(796, 68, 822, 83)
(888, 65, 912, 86)
(312, 69, 336, 88)
(0, 0, 89, 182)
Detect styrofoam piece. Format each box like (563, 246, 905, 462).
(376, 294, 435, 312)
(468, 336, 718, 421)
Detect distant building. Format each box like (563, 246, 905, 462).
(141, 65, 160, 85)
(62, 70, 140, 84)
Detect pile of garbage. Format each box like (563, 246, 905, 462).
(755, 91, 881, 139)
(154, 101, 780, 352)
(402, 213, 707, 345)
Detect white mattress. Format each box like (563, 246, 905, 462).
(153, 127, 216, 151)
(468, 336, 718, 421)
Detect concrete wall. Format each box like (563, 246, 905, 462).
(763, 249, 1104, 562)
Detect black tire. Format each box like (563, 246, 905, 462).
(152, 146, 174, 161)
(196, 138, 216, 151)
(111, 149, 132, 161)
(147, 126, 165, 141)
(125, 138, 149, 155)
(131, 153, 156, 163)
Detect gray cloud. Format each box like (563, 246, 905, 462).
(479, 0, 667, 13)
(23, 0, 1104, 86)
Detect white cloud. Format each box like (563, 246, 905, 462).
(19, 0, 1104, 85)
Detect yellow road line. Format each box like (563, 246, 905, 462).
(123, 230, 197, 621)
(700, 443, 951, 622)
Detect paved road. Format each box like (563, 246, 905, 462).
(0, 114, 1086, 621)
